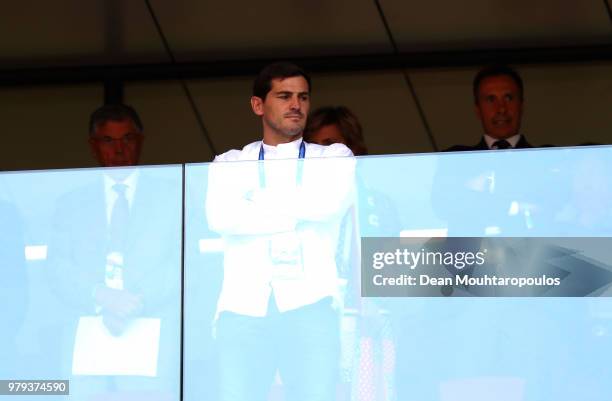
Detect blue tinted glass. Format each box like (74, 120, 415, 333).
(7, 146, 605, 400)
(0, 165, 182, 401)
(183, 163, 222, 401)
(185, 146, 612, 401)
(363, 146, 612, 401)
(185, 156, 357, 401)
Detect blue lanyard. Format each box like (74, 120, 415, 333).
(258, 141, 306, 188)
(258, 140, 306, 160)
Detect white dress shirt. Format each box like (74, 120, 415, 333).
(207, 138, 355, 317)
(102, 170, 139, 290)
(484, 133, 521, 150)
(103, 170, 139, 224)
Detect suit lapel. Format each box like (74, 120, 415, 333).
(89, 177, 108, 246)
(515, 135, 532, 149)
(475, 138, 489, 150)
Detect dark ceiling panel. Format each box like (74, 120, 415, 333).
(1, 0, 611, 70)
(146, 0, 393, 61)
(381, 0, 612, 51)
(0, 0, 168, 68)
(0, 1, 106, 67)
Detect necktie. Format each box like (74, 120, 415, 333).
(109, 183, 129, 252)
(493, 139, 511, 149)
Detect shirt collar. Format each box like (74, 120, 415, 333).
(104, 169, 139, 204)
(260, 137, 303, 159)
(484, 133, 521, 149)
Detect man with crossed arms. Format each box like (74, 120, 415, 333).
(206, 62, 355, 401)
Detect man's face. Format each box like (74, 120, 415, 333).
(89, 119, 143, 167)
(307, 124, 346, 147)
(475, 75, 523, 140)
(251, 76, 310, 143)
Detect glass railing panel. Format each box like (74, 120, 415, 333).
(0, 165, 183, 401)
(186, 145, 612, 401)
(360, 146, 612, 401)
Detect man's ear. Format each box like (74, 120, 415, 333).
(251, 96, 264, 116)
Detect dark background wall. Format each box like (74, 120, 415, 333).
(0, 0, 611, 171)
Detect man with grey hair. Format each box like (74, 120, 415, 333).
(88, 104, 144, 167)
(50, 103, 180, 399)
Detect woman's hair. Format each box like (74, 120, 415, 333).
(304, 106, 368, 155)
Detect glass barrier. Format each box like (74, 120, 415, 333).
(186, 145, 612, 401)
(0, 165, 183, 401)
(355, 147, 612, 401)
(2, 145, 611, 401)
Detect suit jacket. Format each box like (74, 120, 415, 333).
(47, 168, 183, 388)
(48, 169, 182, 318)
(432, 136, 540, 237)
(445, 135, 532, 152)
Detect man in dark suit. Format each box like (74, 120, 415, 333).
(49, 104, 181, 400)
(432, 65, 536, 238)
(431, 63, 534, 237)
(448, 65, 531, 151)
(408, 68, 532, 399)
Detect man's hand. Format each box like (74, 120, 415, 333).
(94, 286, 143, 336)
(102, 312, 129, 336)
(95, 286, 143, 317)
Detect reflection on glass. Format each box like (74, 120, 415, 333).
(0, 199, 27, 378)
(0, 166, 182, 401)
(204, 156, 356, 401)
(3, 146, 611, 401)
(186, 146, 612, 401)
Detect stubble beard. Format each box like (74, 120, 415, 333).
(267, 117, 304, 140)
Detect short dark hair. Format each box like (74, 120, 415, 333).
(473, 65, 524, 103)
(252, 62, 311, 100)
(89, 104, 143, 136)
(304, 106, 368, 156)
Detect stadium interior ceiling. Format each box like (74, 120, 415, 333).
(1, 0, 611, 170)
